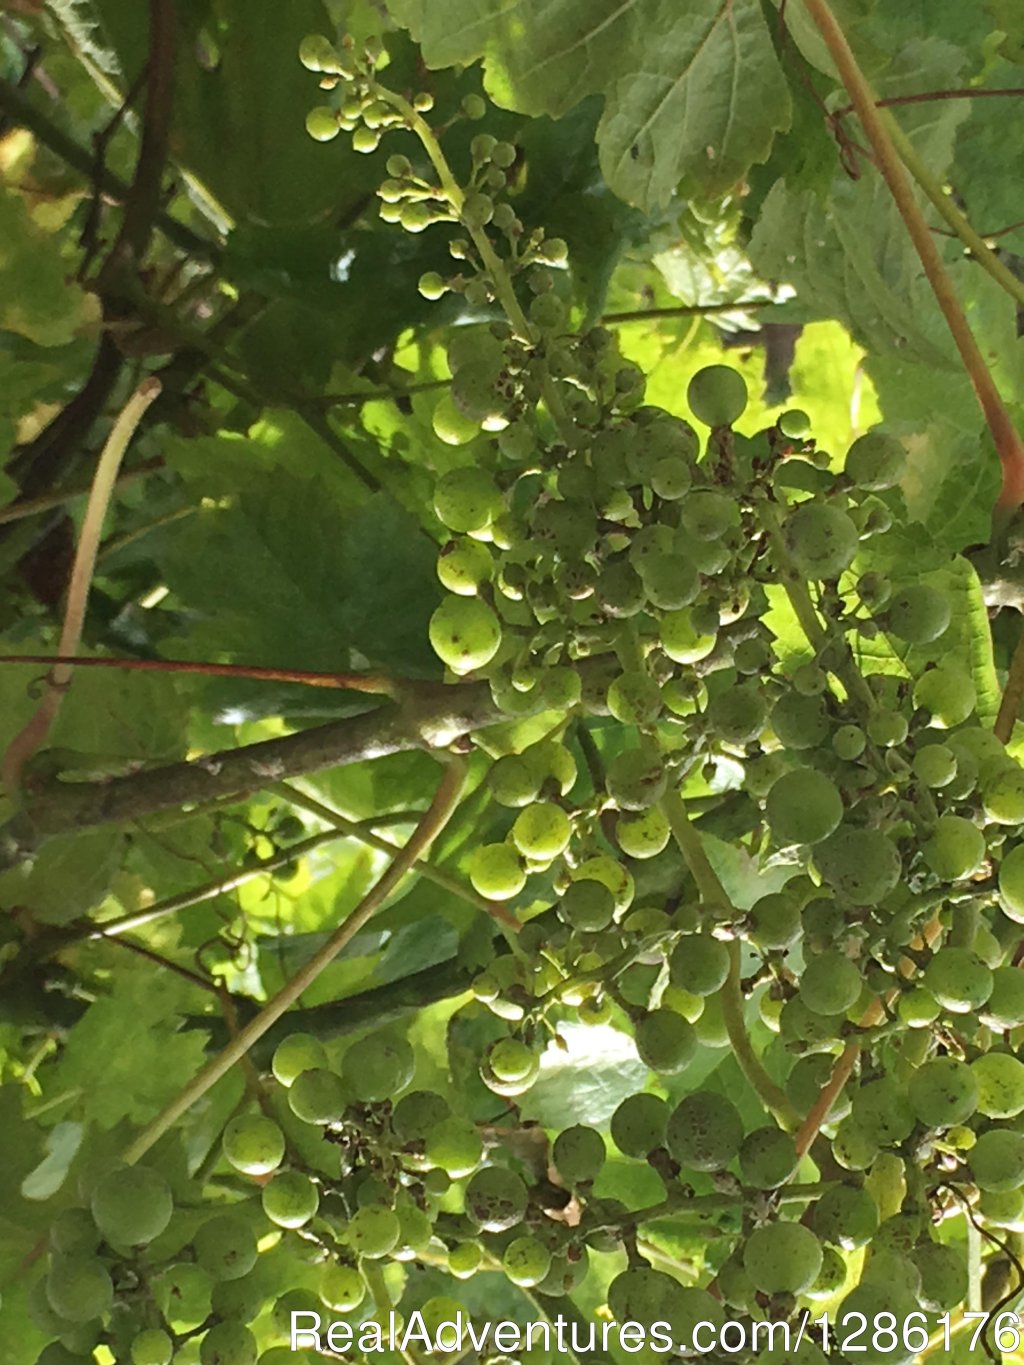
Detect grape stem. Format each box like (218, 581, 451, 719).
(119, 756, 467, 1164)
(659, 790, 798, 1128)
(801, 0, 1024, 517)
(994, 630, 1024, 743)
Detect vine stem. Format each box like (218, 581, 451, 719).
(994, 631, 1024, 743)
(659, 790, 798, 1127)
(1, 377, 162, 797)
(120, 756, 466, 1164)
(802, 0, 1024, 515)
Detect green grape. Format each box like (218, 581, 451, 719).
(972, 1052, 1024, 1118)
(318, 1263, 365, 1312)
(982, 765, 1024, 824)
(432, 392, 480, 445)
(779, 998, 846, 1049)
(49, 1208, 100, 1258)
(738, 1126, 798, 1189)
(448, 1241, 482, 1278)
(650, 456, 693, 501)
(211, 1267, 269, 1323)
(830, 723, 865, 759)
(349, 1206, 401, 1259)
(765, 768, 843, 845)
(838, 1283, 920, 1365)
(748, 891, 803, 950)
(913, 744, 957, 788)
(669, 934, 730, 997)
(607, 669, 664, 725)
(516, 797, 573, 851)
(687, 365, 748, 428)
(91, 1165, 172, 1247)
(814, 827, 902, 902)
(716, 1254, 757, 1310)
(913, 665, 976, 728)
(744, 1222, 823, 1295)
(785, 1054, 850, 1121)
(486, 1037, 535, 1084)
(771, 692, 830, 750)
(906, 1055, 978, 1128)
(222, 1114, 285, 1176)
(832, 1115, 879, 1171)
(807, 1245, 847, 1300)
(908, 1241, 967, 1313)
(799, 950, 862, 1015)
(692, 989, 729, 1048)
(844, 432, 906, 490)
(998, 843, 1024, 922)
(152, 1262, 212, 1332)
(464, 1166, 528, 1232)
(606, 747, 667, 810)
(666, 1092, 743, 1171)
(779, 408, 811, 439)
(199, 1320, 257, 1365)
(391, 1089, 450, 1143)
(572, 856, 634, 914)
(595, 559, 646, 616)
(634, 1009, 697, 1075)
(46, 1255, 113, 1324)
(502, 1235, 551, 1287)
(898, 987, 941, 1028)
(971, 1129, 1024, 1191)
(922, 947, 993, 1013)
(299, 33, 338, 70)
(558, 879, 614, 932)
(261, 1171, 319, 1228)
(811, 1183, 879, 1250)
(610, 1093, 669, 1157)
(271, 1033, 327, 1087)
(343, 1034, 414, 1104)
(707, 681, 770, 745)
(288, 1067, 346, 1124)
(394, 1200, 432, 1256)
(424, 1116, 483, 1176)
(437, 538, 493, 595)
(979, 1188, 1024, 1231)
(490, 754, 543, 808)
(663, 1287, 725, 1344)
(660, 607, 716, 663)
(469, 842, 525, 900)
(852, 1077, 916, 1147)
(194, 1215, 258, 1282)
(305, 107, 339, 142)
(981, 965, 1024, 1028)
(867, 707, 908, 746)
(884, 585, 951, 643)
(679, 489, 739, 540)
(802, 895, 845, 946)
(429, 596, 502, 674)
(637, 551, 700, 611)
(451, 358, 504, 422)
(615, 806, 671, 858)
(783, 502, 859, 580)
(553, 1125, 606, 1184)
(608, 1267, 672, 1326)
(131, 1328, 173, 1365)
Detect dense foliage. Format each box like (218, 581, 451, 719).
(3, 3, 1024, 1365)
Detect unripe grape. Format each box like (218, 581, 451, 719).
(980, 1187, 1024, 1230)
(606, 746, 667, 811)
(832, 1116, 879, 1171)
(922, 815, 985, 881)
(194, 1215, 258, 1282)
(352, 126, 381, 154)
(814, 827, 902, 903)
(611, 1093, 669, 1157)
(744, 1222, 823, 1295)
(707, 680, 770, 745)
(305, 107, 339, 142)
(49, 1208, 100, 1257)
(687, 365, 747, 427)
(738, 1126, 798, 1189)
(833, 723, 866, 759)
(553, 1125, 606, 1185)
(424, 1116, 483, 1176)
(448, 1241, 482, 1278)
(46, 1254, 113, 1323)
(981, 965, 1024, 1027)
(391, 1089, 449, 1143)
(343, 1034, 414, 1104)
(634, 1009, 696, 1075)
(451, 358, 504, 423)
(91, 1165, 172, 1247)
(299, 34, 338, 71)
(914, 665, 976, 728)
(430, 596, 502, 674)
(319, 1263, 365, 1311)
(502, 1235, 551, 1287)
(666, 1092, 743, 1171)
(558, 879, 614, 932)
(782, 502, 859, 579)
(971, 1129, 1024, 1191)
(261, 1171, 319, 1228)
(779, 408, 811, 439)
(913, 744, 957, 788)
(465, 1165, 528, 1231)
(616, 807, 671, 858)
(669, 935, 730, 997)
(811, 1184, 879, 1249)
(852, 1077, 915, 1146)
(912, 1241, 967, 1312)
(844, 432, 906, 490)
(660, 608, 716, 664)
(490, 754, 542, 808)
(971, 1052, 1024, 1118)
(131, 1328, 173, 1365)
(272, 1032, 327, 1087)
(437, 538, 493, 595)
(907, 1056, 978, 1127)
(607, 669, 664, 725)
(510, 801, 571, 860)
(469, 842, 525, 900)
(748, 890, 802, 950)
(433, 468, 501, 534)
(199, 1320, 256, 1365)
(982, 765, 1024, 823)
(571, 855, 634, 914)
(799, 950, 862, 1015)
(288, 1067, 346, 1124)
(679, 488, 739, 539)
(432, 394, 480, 445)
(922, 947, 993, 1013)
(771, 691, 829, 749)
(998, 843, 1024, 922)
(884, 585, 951, 643)
(766, 768, 843, 845)
(349, 1205, 401, 1258)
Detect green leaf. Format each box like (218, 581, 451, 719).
(0, 188, 93, 347)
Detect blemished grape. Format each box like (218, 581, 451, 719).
(766, 768, 843, 845)
(611, 1093, 669, 1157)
(852, 1076, 916, 1147)
(982, 764, 1024, 824)
(271, 1032, 327, 1087)
(981, 966, 1024, 1028)
(343, 1033, 414, 1104)
(785, 1054, 850, 1121)
(553, 1125, 606, 1184)
(90, 1165, 172, 1247)
(884, 584, 951, 643)
(687, 365, 748, 428)
(424, 1116, 483, 1176)
(738, 1126, 798, 1189)
(429, 596, 502, 674)
(707, 681, 770, 745)
(437, 538, 493, 595)
(669, 934, 730, 997)
(608, 1267, 673, 1325)
(744, 1222, 823, 1295)
(634, 1009, 697, 1074)
(199, 1320, 257, 1365)
(660, 607, 716, 663)
(616, 806, 671, 858)
(349, 1206, 401, 1258)
(222, 1113, 286, 1176)
(494, 1235, 549, 1290)
(832, 1115, 879, 1171)
(288, 1067, 346, 1124)
(799, 950, 862, 1015)
(814, 827, 902, 902)
(908, 1056, 979, 1127)
(46, 1254, 113, 1324)
(836, 1284, 919, 1365)
(680, 489, 740, 540)
(464, 1165, 528, 1231)
(433, 468, 501, 534)
(261, 1171, 319, 1228)
(913, 1241, 968, 1312)
(783, 501, 859, 580)
(811, 1184, 879, 1249)
(131, 1328, 173, 1365)
(486, 1037, 535, 1084)
(770, 692, 829, 750)
(469, 842, 525, 899)
(319, 1264, 365, 1312)
(922, 947, 993, 1013)
(392, 1089, 450, 1142)
(194, 1215, 258, 1282)
(606, 747, 667, 810)
(748, 890, 803, 950)
(558, 879, 615, 932)
(997, 843, 1024, 922)
(913, 666, 976, 729)
(448, 1241, 483, 1278)
(971, 1052, 1024, 1118)
(666, 1092, 743, 1171)
(971, 1129, 1024, 1191)
(913, 744, 957, 788)
(607, 669, 664, 725)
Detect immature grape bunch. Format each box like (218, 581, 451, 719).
(782, 502, 859, 580)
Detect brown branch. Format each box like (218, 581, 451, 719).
(833, 86, 1024, 120)
(602, 299, 780, 324)
(995, 631, 1024, 744)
